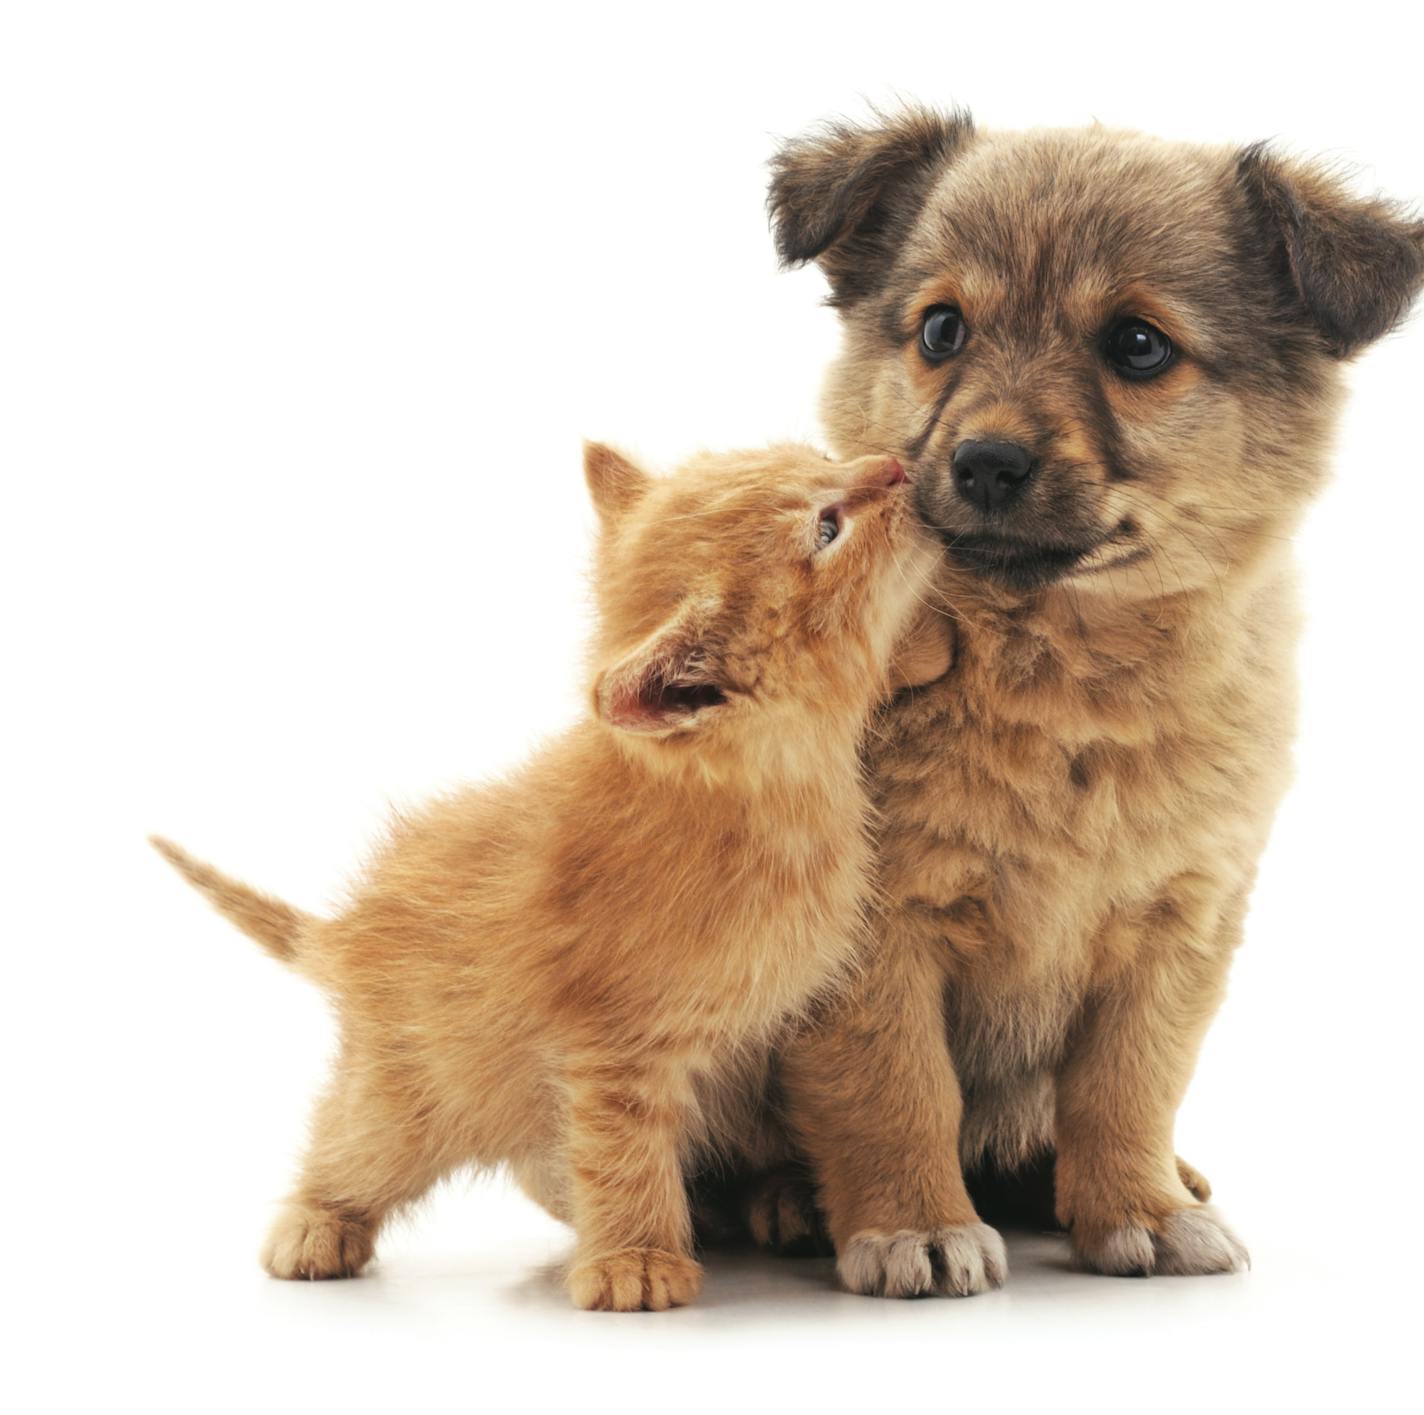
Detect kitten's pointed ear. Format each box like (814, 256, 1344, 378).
(584, 441, 650, 524)
(595, 601, 727, 736)
(1236, 144, 1424, 358)
(768, 105, 974, 307)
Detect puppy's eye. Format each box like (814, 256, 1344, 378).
(1103, 319, 1174, 378)
(920, 305, 968, 361)
(816, 507, 842, 550)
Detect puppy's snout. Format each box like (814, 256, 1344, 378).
(952, 440, 1034, 514)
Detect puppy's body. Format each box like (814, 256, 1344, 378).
(762, 112, 1422, 1293)
(157, 443, 935, 1310)
(875, 549, 1296, 1169)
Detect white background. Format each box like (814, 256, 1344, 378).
(4, 3, 1421, 1411)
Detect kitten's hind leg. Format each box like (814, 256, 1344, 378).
(262, 1072, 451, 1280)
(738, 1163, 832, 1255)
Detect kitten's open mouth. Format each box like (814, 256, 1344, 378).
(649, 679, 728, 715)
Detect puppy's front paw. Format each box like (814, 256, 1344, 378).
(839, 1222, 1008, 1298)
(261, 1204, 374, 1280)
(567, 1247, 703, 1312)
(1073, 1206, 1248, 1277)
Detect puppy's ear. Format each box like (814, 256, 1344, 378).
(1236, 144, 1424, 358)
(594, 601, 727, 735)
(768, 106, 974, 307)
(584, 441, 650, 524)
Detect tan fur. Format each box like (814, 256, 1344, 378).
(150, 836, 312, 963)
(155, 441, 936, 1310)
(765, 110, 1423, 1288)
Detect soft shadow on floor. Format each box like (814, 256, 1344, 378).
(501, 1245, 844, 1313)
(254, 1224, 1255, 1334)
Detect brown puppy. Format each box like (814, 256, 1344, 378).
(761, 109, 1423, 1293)
(154, 442, 938, 1311)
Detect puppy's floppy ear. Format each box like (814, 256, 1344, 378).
(1236, 144, 1424, 358)
(595, 600, 727, 736)
(768, 105, 974, 307)
(584, 441, 650, 524)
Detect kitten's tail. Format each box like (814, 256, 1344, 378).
(149, 835, 313, 965)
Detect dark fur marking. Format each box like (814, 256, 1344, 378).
(1078, 367, 1135, 482)
(906, 369, 964, 460)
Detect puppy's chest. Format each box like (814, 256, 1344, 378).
(875, 660, 1275, 985)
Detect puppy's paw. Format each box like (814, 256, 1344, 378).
(839, 1222, 1008, 1298)
(744, 1167, 829, 1255)
(1154, 1208, 1250, 1274)
(261, 1204, 374, 1280)
(1073, 1206, 1248, 1277)
(567, 1247, 703, 1312)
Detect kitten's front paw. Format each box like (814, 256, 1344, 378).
(261, 1204, 374, 1280)
(1073, 1206, 1248, 1277)
(839, 1222, 1008, 1298)
(568, 1247, 703, 1311)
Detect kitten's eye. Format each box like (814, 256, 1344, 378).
(920, 305, 968, 361)
(816, 506, 842, 550)
(1103, 318, 1174, 378)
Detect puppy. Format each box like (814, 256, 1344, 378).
(154, 442, 937, 1310)
(756, 108, 1423, 1293)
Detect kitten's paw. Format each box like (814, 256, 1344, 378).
(744, 1168, 829, 1255)
(261, 1204, 374, 1280)
(839, 1222, 1008, 1298)
(1176, 1156, 1212, 1202)
(1073, 1206, 1248, 1277)
(568, 1248, 703, 1312)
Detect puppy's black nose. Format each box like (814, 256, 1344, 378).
(952, 440, 1034, 513)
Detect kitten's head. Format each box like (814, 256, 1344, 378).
(582, 441, 935, 768)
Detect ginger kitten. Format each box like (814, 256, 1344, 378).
(153, 441, 935, 1311)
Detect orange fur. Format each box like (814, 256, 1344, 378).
(154, 441, 936, 1311)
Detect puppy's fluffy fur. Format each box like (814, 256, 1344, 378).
(155, 442, 935, 1311)
(757, 109, 1424, 1293)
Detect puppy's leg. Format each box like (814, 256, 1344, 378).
(262, 1069, 450, 1280)
(1055, 887, 1247, 1277)
(563, 1060, 703, 1312)
(781, 923, 1006, 1298)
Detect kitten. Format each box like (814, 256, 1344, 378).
(153, 440, 936, 1311)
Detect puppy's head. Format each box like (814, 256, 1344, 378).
(582, 442, 934, 766)
(770, 109, 1424, 595)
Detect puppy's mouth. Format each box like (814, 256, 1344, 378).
(945, 526, 1146, 590)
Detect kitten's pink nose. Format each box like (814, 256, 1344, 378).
(855, 456, 907, 490)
